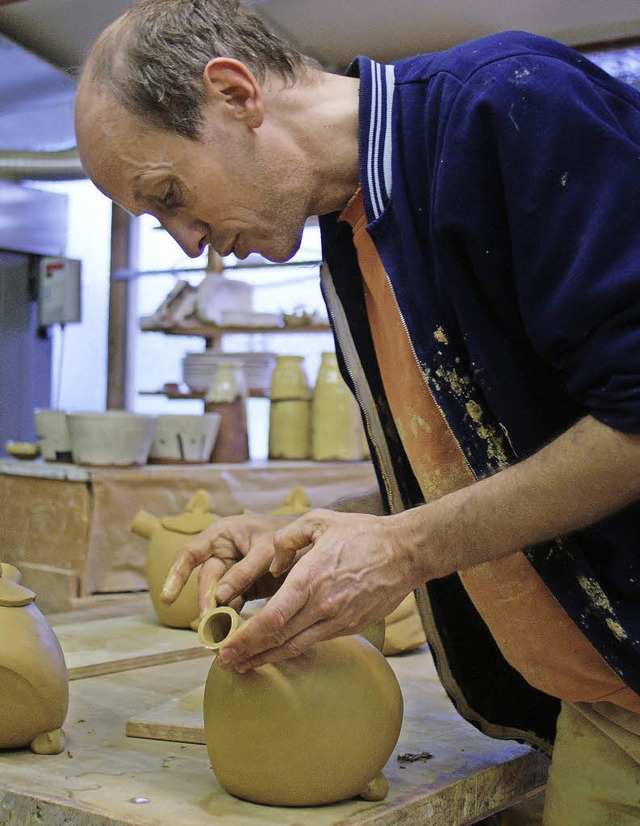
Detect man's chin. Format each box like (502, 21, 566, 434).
(238, 230, 304, 264)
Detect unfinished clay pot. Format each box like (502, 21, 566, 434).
(131, 490, 219, 629)
(0, 563, 68, 754)
(266, 485, 312, 515)
(197, 606, 403, 806)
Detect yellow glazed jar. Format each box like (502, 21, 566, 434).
(268, 355, 311, 459)
(197, 606, 403, 806)
(311, 351, 365, 461)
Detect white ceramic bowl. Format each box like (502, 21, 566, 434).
(148, 413, 221, 463)
(182, 351, 276, 395)
(67, 412, 157, 467)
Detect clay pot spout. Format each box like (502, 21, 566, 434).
(198, 605, 240, 651)
(131, 510, 161, 541)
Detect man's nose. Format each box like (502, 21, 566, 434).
(161, 217, 207, 258)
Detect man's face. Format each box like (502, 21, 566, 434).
(75, 89, 307, 263)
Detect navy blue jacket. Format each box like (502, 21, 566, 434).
(320, 31, 640, 751)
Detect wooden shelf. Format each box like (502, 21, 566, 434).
(140, 322, 332, 337)
(140, 388, 269, 400)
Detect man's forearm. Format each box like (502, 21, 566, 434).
(393, 415, 640, 583)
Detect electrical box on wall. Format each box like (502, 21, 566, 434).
(37, 256, 82, 327)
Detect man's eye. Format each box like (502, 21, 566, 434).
(161, 185, 179, 208)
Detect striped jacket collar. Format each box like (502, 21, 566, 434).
(347, 56, 395, 223)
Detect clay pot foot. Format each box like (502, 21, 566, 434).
(359, 773, 388, 801)
(30, 728, 65, 755)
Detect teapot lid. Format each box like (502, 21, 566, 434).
(160, 512, 217, 534)
(0, 577, 35, 607)
(159, 489, 218, 535)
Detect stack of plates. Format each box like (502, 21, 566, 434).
(182, 351, 277, 395)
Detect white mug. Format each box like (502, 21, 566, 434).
(33, 409, 72, 462)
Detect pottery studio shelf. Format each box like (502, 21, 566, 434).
(0, 598, 549, 826)
(139, 320, 333, 399)
(140, 320, 332, 342)
(139, 387, 269, 400)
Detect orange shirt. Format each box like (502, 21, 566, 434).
(341, 188, 640, 713)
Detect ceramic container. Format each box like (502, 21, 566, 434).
(268, 355, 311, 460)
(205, 362, 246, 403)
(311, 352, 365, 461)
(131, 490, 219, 629)
(197, 606, 403, 806)
(205, 363, 250, 463)
(0, 562, 68, 753)
(67, 411, 157, 467)
(148, 413, 221, 464)
(33, 408, 72, 462)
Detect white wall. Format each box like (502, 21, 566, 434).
(30, 178, 112, 412)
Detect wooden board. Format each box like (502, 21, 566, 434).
(53, 612, 213, 680)
(126, 686, 205, 743)
(0, 651, 549, 825)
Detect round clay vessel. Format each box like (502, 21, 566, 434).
(198, 606, 403, 806)
(131, 490, 219, 629)
(0, 565, 68, 753)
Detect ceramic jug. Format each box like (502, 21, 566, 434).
(268, 355, 311, 459)
(0, 562, 68, 753)
(197, 605, 403, 806)
(131, 490, 219, 629)
(311, 351, 365, 461)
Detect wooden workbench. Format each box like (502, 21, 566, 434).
(0, 603, 549, 826)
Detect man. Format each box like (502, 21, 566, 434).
(75, 2, 640, 822)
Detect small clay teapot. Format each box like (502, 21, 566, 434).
(0, 562, 68, 753)
(131, 490, 219, 629)
(197, 606, 403, 806)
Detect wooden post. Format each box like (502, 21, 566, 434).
(106, 203, 134, 410)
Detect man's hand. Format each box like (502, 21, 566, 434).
(216, 509, 417, 672)
(160, 513, 293, 615)
(212, 416, 640, 672)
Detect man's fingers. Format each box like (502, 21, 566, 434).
(160, 530, 240, 604)
(214, 543, 276, 606)
(220, 620, 331, 672)
(217, 575, 310, 669)
(160, 546, 204, 603)
(197, 556, 233, 614)
(269, 511, 326, 576)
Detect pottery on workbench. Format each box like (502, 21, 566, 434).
(131, 490, 220, 629)
(197, 605, 403, 806)
(0, 562, 68, 754)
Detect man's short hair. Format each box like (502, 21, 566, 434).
(82, 0, 314, 138)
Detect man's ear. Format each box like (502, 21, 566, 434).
(202, 58, 263, 128)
